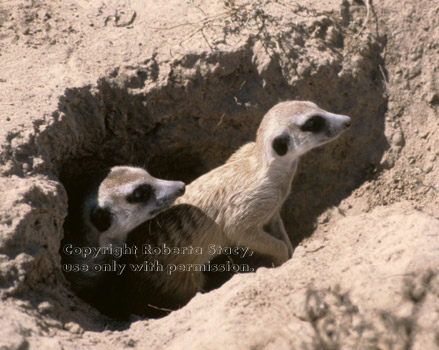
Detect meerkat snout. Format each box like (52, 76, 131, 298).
(343, 118, 351, 129)
(149, 179, 186, 216)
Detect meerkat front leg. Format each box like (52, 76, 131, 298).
(234, 227, 289, 266)
(267, 212, 294, 258)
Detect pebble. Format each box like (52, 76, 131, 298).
(37, 301, 53, 314)
(420, 131, 429, 139)
(393, 131, 405, 147)
(64, 322, 83, 335)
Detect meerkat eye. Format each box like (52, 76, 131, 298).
(127, 184, 153, 203)
(301, 115, 326, 133)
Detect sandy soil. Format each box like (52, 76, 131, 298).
(0, 0, 438, 349)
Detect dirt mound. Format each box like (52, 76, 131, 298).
(0, 0, 438, 348)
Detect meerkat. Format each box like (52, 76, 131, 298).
(115, 101, 351, 318)
(82, 166, 186, 248)
(61, 166, 185, 302)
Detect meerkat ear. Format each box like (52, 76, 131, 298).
(272, 133, 291, 156)
(90, 206, 112, 232)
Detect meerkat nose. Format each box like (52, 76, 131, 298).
(178, 183, 186, 196)
(343, 117, 352, 129)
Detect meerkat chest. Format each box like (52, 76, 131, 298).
(225, 180, 284, 229)
(268, 159, 298, 201)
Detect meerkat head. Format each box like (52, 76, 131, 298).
(84, 166, 185, 247)
(257, 101, 351, 164)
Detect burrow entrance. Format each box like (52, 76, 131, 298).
(21, 37, 388, 327)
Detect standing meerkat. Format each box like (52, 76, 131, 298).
(118, 101, 351, 318)
(61, 166, 185, 302)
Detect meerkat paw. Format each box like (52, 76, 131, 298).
(272, 241, 289, 267)
(267, 213, 294, 260)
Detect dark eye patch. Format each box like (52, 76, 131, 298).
(272, 133, 290, 156)
(300, 115, 326, 133)
(90, 206, 113, 232)
(126, 184, 154, 203)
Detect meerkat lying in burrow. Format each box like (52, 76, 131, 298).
(107, 101, 351, 319)
(61, 166, 185, 302)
